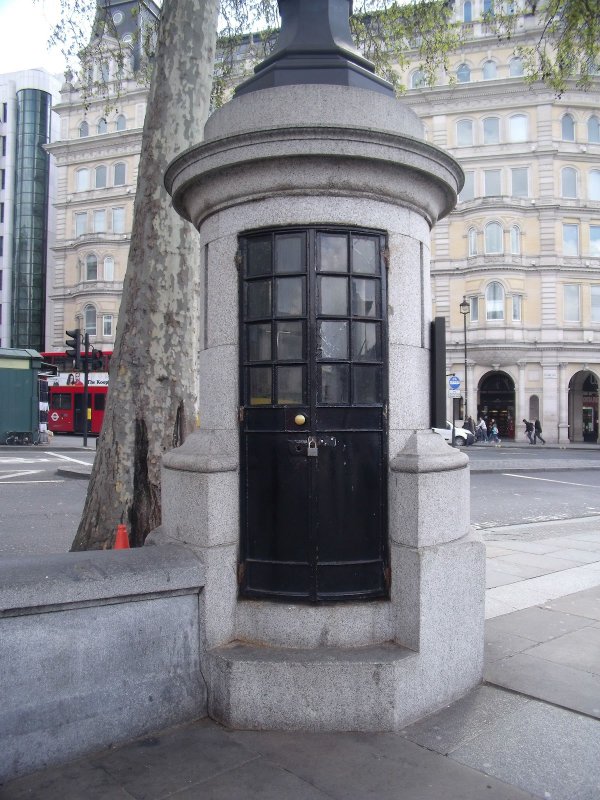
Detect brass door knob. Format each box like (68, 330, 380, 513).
(294, 414, 307, 426)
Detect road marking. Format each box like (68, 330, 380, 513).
(44, 451, 93, 466)
(0, 479, 64, 484)
(501, 473, 600, 488)
(0, 470, 41, 481)
(0, 458, 56, 464)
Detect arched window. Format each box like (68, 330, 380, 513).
(463, 1, 472, 22)
(103, 256, 114, 281)
(456, 118, 473, 146)
(86, 254, 98, 281)
(113, 162, 126, 186)
(511, 225, 521, 254)
(561, 113, 575, 141)
(84, 305, 97, 336)
(483, 60, 497, 80)
(97, 118, 108, 135)
(485, 222, 503, 254)
(468, 227, 477, 256)
(588, 115, 600, 143)
(457, 63, 471, 83)
(483, 116, 500, 144)
(100, 62, 110, 83)
(589, 170, 600, 201)
(79, 120, 89, 138)
(116, 114, 126, 131)
(76, 168, 90, 192)
(486, 282, 505, 320)
(529, 395, 539, 419)
(561, 167, 578, 198)
(95, 165, 107, 189)
(509, 114, 528, 142)
(509, 57, 524, 77)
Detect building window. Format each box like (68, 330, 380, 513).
(561, 167, 578, 198)
(468, 227, 477, 256)
(509, 57, 524, 77)
(456, 63, 471, 83)
(112, 207, 125, 234)
(459, 171, 475, 202)
(561, 114, 575, 141)
(84, 305, 97, 335)
(483, 0, 493, 13)
(483, 60, 497, 80)
(483, 116, 500, 144)
(590, 226, 600, 256)
(512, 294, 522, 321)
(592, 286, 600, 322)
(589, 170, 600, 201)
(95, 165, 107, 188)
(0, 236, 3, 257)
(456, 118, 473, 146)
(79, 120, 89, 138)
(113, 162, 126, 186)
(0, 202, 4, 223)
(484, 169, 501, 196)
(86, 254, 98, 281)
(75, 212, 87, 237)
(563, 223, 579, 255)
(463, 1, 472, 22)
(2, 102, 7, 122)
(485, 222, 503, 254)
(410, 70, 425, 89)
(563, 284, 580, 321)
(511, 225, 521, 254)
(104, 256, 114, 281)
(509, 114, 528, 142)
(100, 63, 110, 83)
(470, 296, 479, 321)
(103, 314, 113, 337)
(511, 167, 528, 197)
(589, 116, 600, 143)
(486, 282, 505, 320)
(97, 118, 108, 134)
(0, 169, 4, 189)
(116, 114, 126, 131)
(1, 136, 6, 157)
(76, 168, 90, 192)
(93, 210, 106, 233)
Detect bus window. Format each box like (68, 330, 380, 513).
(94, 394, 106, 411)
(51, 393, 72, 410)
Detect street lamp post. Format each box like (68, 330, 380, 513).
(459, 296, 470, 420)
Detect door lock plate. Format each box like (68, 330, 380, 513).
(307, 436, 318, 457)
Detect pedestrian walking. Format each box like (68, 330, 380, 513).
(475, 416, 487, 442)
(464, 415, 475, 435)
(523, 419, 535, 444)
(533, 418, 546, 444)
(488, 418, 500, 444)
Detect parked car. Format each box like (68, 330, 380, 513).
(432, 421, 474, 446)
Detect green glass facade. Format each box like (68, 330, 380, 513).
(11, 89, 51, 350)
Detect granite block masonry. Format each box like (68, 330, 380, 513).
(153, 0, 485, 730)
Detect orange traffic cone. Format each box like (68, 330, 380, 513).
(114, 524, 130, 549)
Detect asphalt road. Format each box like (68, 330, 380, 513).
(1, 444, 599, 557)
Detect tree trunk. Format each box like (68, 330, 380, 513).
(71, 0, 220, 550)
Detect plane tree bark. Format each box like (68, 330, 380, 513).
(71, 0, 219, 549)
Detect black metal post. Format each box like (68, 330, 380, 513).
(83, 332, 89, 448)
(459, 297, 470, 421)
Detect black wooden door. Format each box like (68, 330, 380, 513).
(239, 227, 388, 602)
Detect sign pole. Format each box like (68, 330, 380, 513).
(83, 333, 89, 448)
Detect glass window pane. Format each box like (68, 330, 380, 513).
(486, 282, 504, 320)
(589, 116, 600, 144)
(318, 234, 348, 272)
(591, 286, 600, 322)
(509, 115, 528, 142)
(483, 117, 499, 144)
(460, 171, 474, 202)
(562, 168, 577, 198)
(352, 322, 381, 361)
(590, 226, 600, 256)
(318, 320, 348, 359)
(510, 57, 524, 77)
(319, 364, 349, 404)
(562, 114, 575, 141)
(457, 119, 473, 146)
(276, 321, 303, 360)
(95, 165, 106, 188)
(512, 295, 522, 321)
(564, 284, 580, 321)
(511, 226, 521, 254)
(104, 256, 114, 281)
(249, 367, 271, 405)
(114, 163, 126, 186)
(319, 276, 348, 316)
(590, 171, 600, 201)
(247, 236, 272, 276)
(246, 280, 271, 318)
(485, 223, 503, 253)
(353, 365, 380, 404)
(468, 228, 477, 255)
(247, 323, 271, 361)
(352, 236, 377, 273)
(563, 224, 579, 255)
(483, 60, 496, 80)
(277, 366, 304, 405)
(351, 278, 378, 317)
(511, 168, 528, 197)
(457, 64, 470, 83)
(470, 296, 479, 322)
(276, 277, 305, 316)
(275, 233, 304, 273)
(484, 170, 501, 196)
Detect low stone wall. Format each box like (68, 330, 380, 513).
(0, 545, 206, 782)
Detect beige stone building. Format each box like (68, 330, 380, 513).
(401, 2, 600, 443)
(45, 0, 158, 354)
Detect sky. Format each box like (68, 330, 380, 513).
(0, 0, 71, 76)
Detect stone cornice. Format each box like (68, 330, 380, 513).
(46, 130, 143, 163)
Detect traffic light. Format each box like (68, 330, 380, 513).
(91, 348, 104, 371)
(65, 329, 82, 369)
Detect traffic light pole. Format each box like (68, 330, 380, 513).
(83, 333, 90, 448)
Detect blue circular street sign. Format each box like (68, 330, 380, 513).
(448, 375, 461, 390)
